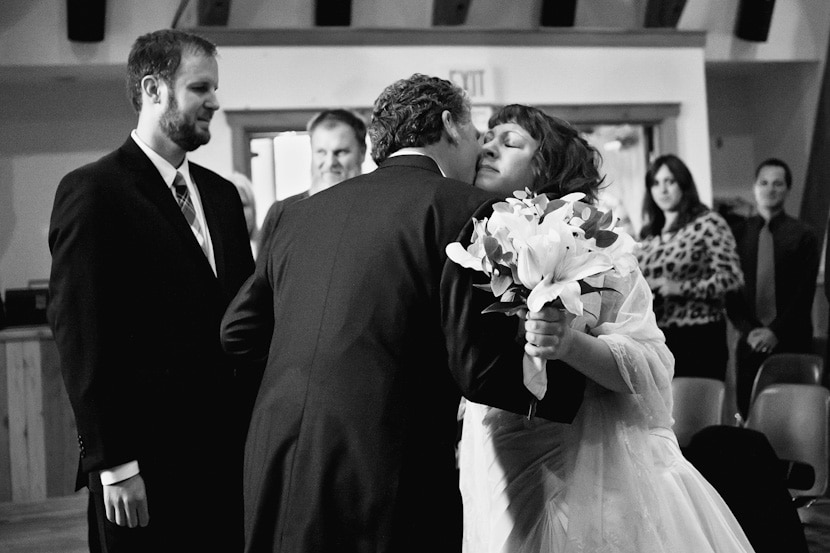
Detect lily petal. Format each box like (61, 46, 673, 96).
(446, 242, 484, 271)
(526, 277, 566, 312)
(557, 281, 585, 315)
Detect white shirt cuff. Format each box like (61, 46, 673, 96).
(100, 461, 140, 485)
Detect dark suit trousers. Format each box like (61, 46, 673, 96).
(87, 469, 243, 553)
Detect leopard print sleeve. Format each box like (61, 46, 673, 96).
(636, 210, 744, 328)
(677, 211, 744, 301)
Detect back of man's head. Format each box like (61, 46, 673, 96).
(127, 29, 217, 113)
(369, 74, 470, 164)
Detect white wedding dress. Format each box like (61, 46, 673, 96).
(459, 269, 756, 553)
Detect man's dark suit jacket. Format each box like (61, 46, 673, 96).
(48, 137, 255, 549)
(727, 212, 818, 350)
(257, 190, 309, 254)
(221, 155, 586, 553)
(726, 212, 818, 413)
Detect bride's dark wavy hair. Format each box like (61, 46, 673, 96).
(488, 104, 604, 203)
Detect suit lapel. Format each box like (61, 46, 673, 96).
(192, 166, 227, 279)
(118, 138, 217, 280)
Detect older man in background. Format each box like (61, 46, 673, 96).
(257, 108, 367, 252)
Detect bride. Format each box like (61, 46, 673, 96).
(458, 104, 755, 553)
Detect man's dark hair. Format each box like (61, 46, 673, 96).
(307, 109, 368, 150)
(755, 158, 792, 189)
(126, 29, 217, 113)
(368, 73, 470, 164)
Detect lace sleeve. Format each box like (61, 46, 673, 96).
(590, 269, 675, 426)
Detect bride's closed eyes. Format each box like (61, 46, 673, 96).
(475, 123, 540, 196)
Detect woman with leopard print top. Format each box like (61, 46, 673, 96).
(637, 154, 744, 380)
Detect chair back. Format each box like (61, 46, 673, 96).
(746, 383, 830, 500)
(750, 353, 824, 409)
(671, 377, 725, 448)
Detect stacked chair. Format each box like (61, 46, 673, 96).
(671, 353, 828, 508)
(749, 353, 824, 408)
(671, 377, 725, 448)
(674, 353, 827, 553)
(744, 353, 827, 506)
(745, 383, 829, 507)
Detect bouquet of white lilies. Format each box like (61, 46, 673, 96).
(447, 189, 638, 317)
(446, 189, 638, 400)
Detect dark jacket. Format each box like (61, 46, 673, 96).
(221, 155, 586, 553)
(48, 137, 255, 548)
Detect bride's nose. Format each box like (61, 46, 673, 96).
(481, 139, 497, 157)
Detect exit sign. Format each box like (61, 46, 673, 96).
(448, 68, 495, 103)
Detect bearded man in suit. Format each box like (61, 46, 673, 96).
(220, 73, 586, 553)
(48, 29, 254, 552)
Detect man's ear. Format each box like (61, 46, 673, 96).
(441, 110, 459, 145)
(141, 75, 163, 106)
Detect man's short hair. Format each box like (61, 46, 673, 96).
(127, 29, 217, 113)
(368, 73, 470, 164)
(307, 109, 367, 150)
(755, 158, 792, 189)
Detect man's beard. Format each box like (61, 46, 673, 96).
(160, 94, 210, 152)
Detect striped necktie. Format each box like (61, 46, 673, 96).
(755, 220, 776, 326)
(172, 172, 208, 258)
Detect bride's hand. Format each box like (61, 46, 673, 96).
(523, 307, 575, 361)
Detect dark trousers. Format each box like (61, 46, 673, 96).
(662, 319, 728, 380)
(86, 468, 243, 553)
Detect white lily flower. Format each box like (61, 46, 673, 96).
(526, 251, 613, 313)
(446, 242, 485, 272)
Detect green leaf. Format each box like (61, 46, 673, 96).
(543, 199, 568, 216)
(578, 280, 618, 296)
(482, 301, 527, 316)
(598, 210, 614, 229)
(491, 273, 513, 296)
(594, 229, 619, 248)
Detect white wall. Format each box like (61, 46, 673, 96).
(0, 43, 711, 291)
(682, 0, 830, 214)
(681, 0, 830, 62)
(1, 0, 828, 294)
(0, 80, 136, 292)
(195, 44, 711, 186)
(708, 63, 823, 212)
(0, 0, 176, 68)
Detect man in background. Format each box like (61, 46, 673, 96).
(257, 108, 367, 252)
(727, 158, 819, 417)
(48, 29, 254, 552)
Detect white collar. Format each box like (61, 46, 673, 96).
(130, 130, 192, 187)
(388, 149, 447, 177)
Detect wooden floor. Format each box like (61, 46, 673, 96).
(1, 493, 829, 552)
(802, 498, 830, 553)
(0, 493, 87, 553)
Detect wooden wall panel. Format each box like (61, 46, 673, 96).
(41, 340, 76, 497)
(6, 340, 46, 501)
(0, 341, 11, 502)
(0, 328, 77, 502)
